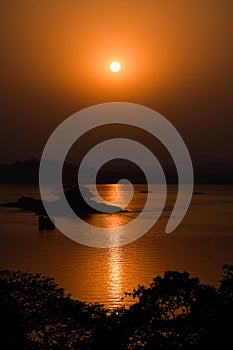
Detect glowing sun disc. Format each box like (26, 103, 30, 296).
(110, 61, 121, 73)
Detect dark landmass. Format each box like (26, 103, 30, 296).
(0, 185, 123, 216)
(0, 158, 232, 185)
(0, 158, 75, 185)
(0, 264, 232, 349)
(0, 196, 45, 214)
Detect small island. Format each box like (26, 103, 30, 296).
(0, 185, 125, 230)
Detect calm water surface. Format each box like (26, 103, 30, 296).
(0, 184, 232, 308)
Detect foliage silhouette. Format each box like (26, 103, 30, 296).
(0, 265, 232, 349)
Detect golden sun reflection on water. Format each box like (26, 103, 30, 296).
(108, 248, 123, 307)
(96, 183, 119, 203)
(86, 183, 140, 229)
(88, 185, 132, 306)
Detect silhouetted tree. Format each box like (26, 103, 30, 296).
(0, 265, 232, 349)
(0, 269, 107, 349)
(124, 268, 232, 349)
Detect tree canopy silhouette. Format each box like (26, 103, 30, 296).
(0, 265, 232, 349)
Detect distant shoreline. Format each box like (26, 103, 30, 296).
(0, 159, 232, 185)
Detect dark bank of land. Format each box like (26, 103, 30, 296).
(0, 158, 232, 185)
(0, 184, 123, 217)
(0, 265, 232, 350)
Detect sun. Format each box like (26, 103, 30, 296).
(110, 61, 121, 73)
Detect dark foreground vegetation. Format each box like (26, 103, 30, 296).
(0, 265, 232, 350)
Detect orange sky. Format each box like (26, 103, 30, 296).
(0, 1, 233, 170)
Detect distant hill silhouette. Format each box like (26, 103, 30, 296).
(0, 158, 232, 185)
(0, 158, 78, 185)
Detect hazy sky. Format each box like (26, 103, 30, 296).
(0, 1, 232, 171)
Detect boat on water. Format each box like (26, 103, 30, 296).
(38, 216, 55, 230)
